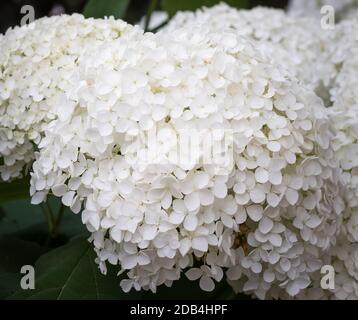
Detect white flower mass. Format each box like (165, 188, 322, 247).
(0, 2, 357, 300)
(0, 14, 135, 181)
(163, 4, 333, 102)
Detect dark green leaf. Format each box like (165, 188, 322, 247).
(83, 0, 130, 19)
(0, 177, 30, 203)
(9, 237, 130, 300)
(162, 0, 248, 16)
(0, 197, 88, 242)
(57, 209, 88, 240)
(0, 235, 48, 298)
(0, 271, 19, 299)
(0, 199, 43, 235)
(0, 207, 5, 221)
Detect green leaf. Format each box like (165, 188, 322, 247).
(0, 177, 30, 203)
(0, 197, 88, 242)
(57, 210, 89, 240)
(0, 199, 43, 236)
(0, 235, 48, 298)
(83, 0, 130, 19)
(0, 207, 5, 222)
(10, 237, 130, 300)
(162, 0, 248, 16)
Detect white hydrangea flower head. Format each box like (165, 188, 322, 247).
(162, 4, 331, 101)
(300, 236, 358, 300)
(330, 240, 358, 299)
(326, 39, 358, 247)
(327, 19, 358, 105)
(310, 17, 358, 109)
(0, 14, 137, 181)
(329, 106, 358, 244)
(27, 19, 345, 299)
(313, 21, 358, 300)
(288, 0, 358, 22)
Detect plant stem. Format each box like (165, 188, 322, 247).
(52, 204, 65, 238)
(41, 202, 54, 235)
(144, 0, 158, 32)
(41, 201, 65, 246)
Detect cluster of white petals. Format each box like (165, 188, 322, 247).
(1, 3, 357, 300)
(330, 240, 358, 299)
(291, 13, 358, 300)
(164, 6, 358, 299)
(0, 14, 135, 181)
(296, 238, 358, 300)
(330, 106, 358, 244)
(322, 18, 358, 104)
(162, 4, 332, 101)
(24, 17, 346, 298)
(318, 20, 358, 300)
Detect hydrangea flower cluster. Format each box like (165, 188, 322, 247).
(1, 4, 357, 300)
(0, 14, 136, 181)
(317, 20, 358, 299)
(329, 241, 358, 299)
(26, 19, 345, 298)
(330, 106, 358, 244)
(163, 4, 358, 300)
(280, 15, 358, 300)
(329, 47, 358, 246)
(331, 12, 358, 303)
(294, 237, 358, 300)
(162, 4, 331, 101)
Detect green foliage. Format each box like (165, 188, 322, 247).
(0, 199, 44, 235)
(161, 0, 248, 16)
(83, 0, 130, 19)
(0, 236, 48, 298)
(0, 177, 30, 204)
(9, 237, 131, 300)
(0, 198, 87, 240)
